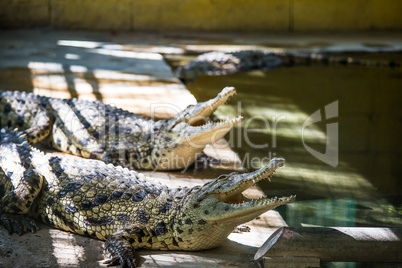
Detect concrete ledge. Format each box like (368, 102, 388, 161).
(0, 0, 401, 31)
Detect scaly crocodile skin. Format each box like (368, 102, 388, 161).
(0, 127, 295, 267)
(177, 50, 401, 82)
(0, 87, 241, 170)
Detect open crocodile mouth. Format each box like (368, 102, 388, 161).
(178, 87, 240, 147)
(185, 86, 236, 126)
(219, 158, 295, 208)
(183, 115, 242, 147)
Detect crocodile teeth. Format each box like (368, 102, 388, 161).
(229, 195, 296, 208)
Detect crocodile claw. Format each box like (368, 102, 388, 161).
(103, 256, 136, 268)
(104, 237, 136, 268)
(0, 214, 39, 235)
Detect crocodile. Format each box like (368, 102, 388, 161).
(176, 50, 401, 82)
(0, 87, 241, 171)
(0, 127, 295, 267)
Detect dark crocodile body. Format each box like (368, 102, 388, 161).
(0, 87, 240, 171)
(177, 50, 401, 82)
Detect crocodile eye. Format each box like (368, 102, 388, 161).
(132, 189, 148, 202)
(111, 191, 123, 200)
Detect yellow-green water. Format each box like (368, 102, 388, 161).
(182, 55, 402, 228)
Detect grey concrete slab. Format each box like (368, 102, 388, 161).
(0, 30, 195, 119)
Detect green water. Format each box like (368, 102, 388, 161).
(180, 55, 402, 228)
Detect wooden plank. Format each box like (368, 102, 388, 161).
(262, 257, 320, 268)
(256, 227, 402, 262)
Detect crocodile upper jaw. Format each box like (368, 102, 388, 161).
(193, 158, 296, 223)
(167, 87, 236, 129)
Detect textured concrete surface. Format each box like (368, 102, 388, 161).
(0, 30, 195, 119)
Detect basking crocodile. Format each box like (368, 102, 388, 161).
(0, 87, 241, 170)
(177, 50, 401, 82)
(0, 127, 295, 267)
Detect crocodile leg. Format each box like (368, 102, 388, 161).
(24, 110, 54, 144)
(1, 169, 44, 214)
(0, 167, 39, 235)
(0, 97, 54, 144)
(103, 224, 150, 268)
(0, 128, 46, 235)
(0, 168, 43, 235)
(0, 213, 39, 235)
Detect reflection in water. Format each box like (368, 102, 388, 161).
(185, 54, 402, 228)
(278, 199, 357, 227)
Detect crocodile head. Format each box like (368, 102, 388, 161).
(125, 87, 240, 170)
(176, 158, 295, 250)
(168, 86, 237, 127)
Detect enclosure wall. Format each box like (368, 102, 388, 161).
(1, 0, 401, 31)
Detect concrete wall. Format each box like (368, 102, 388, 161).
(1, 0, 401, 31)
